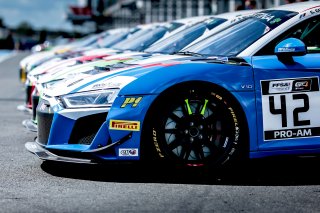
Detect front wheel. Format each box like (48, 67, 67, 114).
(146, 85, 244, 167)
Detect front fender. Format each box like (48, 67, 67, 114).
(101, 94, 157, 160)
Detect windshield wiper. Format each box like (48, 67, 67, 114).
(174, 51, 203, 57)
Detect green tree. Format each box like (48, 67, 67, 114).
(15, 21, 34, 36)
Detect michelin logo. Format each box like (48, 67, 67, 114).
(269, 80, 293, 94)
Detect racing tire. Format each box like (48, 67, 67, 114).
(144, 84, 245, 168)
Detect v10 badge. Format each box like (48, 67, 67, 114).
(261, 77, 320, 141)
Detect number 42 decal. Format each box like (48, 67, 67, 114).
(261, 77, 320, 141)
(269, 94, 310, 128)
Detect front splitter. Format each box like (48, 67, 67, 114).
(25, 141, 96, 164)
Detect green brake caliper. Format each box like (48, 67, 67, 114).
(200, 99, 208, 115)
(184, 99, 192, 115)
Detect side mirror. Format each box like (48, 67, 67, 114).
(274, 38, 307, 64)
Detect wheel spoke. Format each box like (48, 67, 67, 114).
(164, 129, 180, 134)
(208, 105, 226, 121)
(169, 112, 183, 125)
(181, 102, 190, 116)
(204, 113, 217, 124)
(184, 147, 192, 160)
(195, 102, 202, 115)
(168, 138, 183, 150)
(180, 145, 192, 160)
(206, 103, 221, 117)
(194, 144, 205, 160)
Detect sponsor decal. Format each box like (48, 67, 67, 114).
(152, 129, 164, 158)
(300, 7, 320, 19)
(230, 15, 249, 24)
(228, 107, 240, 144)
(119, 148, 139, 157)
(109, 120, 140, 131)
(299, 13, 307, 19)
(268, 80, 292, 94)
(92, 82, 122, 89)
(265, 128, 313, 140)
(90, 76, 137, 90)
(267, 79, 312, 94)
(277, 47, 295, 52)
(294, 80, 311, 91)
(67, 79, 83, 87)
(121, 97, 142, 108)
(261, 77, 320, 140)
(252, 13, 275, 22)
(310, 8, 320, 15)
(270, 18, 281, 24)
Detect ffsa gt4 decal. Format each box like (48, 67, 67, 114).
(109, 120, 140, 131)
(261, 77, 320, 141)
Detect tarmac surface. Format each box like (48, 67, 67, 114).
(1, 52, 320, 212)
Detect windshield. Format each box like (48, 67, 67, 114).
(112, 26, 167, 51)
(98, 31, 130, 48)
(69, 34, 99, 48)
(145, 18, 226, 54)
(165, 22, 184, 32)
(112, 29, 151, 49)
(184, 10, 298, 57)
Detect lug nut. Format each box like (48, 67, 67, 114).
(199, 125, 203, 130)
(190, 122, 194, 126)
(184, 130, 189, 134)
(198, 135, 203, 140)
(190, 138, 194, 142)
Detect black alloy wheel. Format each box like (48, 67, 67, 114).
(148, 85, 243, 167)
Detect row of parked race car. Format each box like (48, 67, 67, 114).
(21, 1, 320, 168)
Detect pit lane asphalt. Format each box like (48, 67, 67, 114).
(1, 52, 320, 213)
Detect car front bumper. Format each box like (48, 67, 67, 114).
(29, 94, 157, 163)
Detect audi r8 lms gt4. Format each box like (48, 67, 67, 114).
(26, 2, 320, 167)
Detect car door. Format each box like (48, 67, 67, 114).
(253, 15, 320, 151)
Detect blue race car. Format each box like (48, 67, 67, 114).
(26, 2, 320, 167)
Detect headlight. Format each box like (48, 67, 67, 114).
(61, 89, 119, 108)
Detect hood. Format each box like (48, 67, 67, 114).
(82, 48, 119, 56)
(44, 62, 169, 97)
(28, 57, 77, 77)
(26, 46, 93, 72)
(38, 52, 150, 85)
(38, 60, 116, 84)
(20, 51, 55, 69)
(101, 51, 148, 60)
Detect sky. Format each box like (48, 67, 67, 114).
(0, 0, 81, 31)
